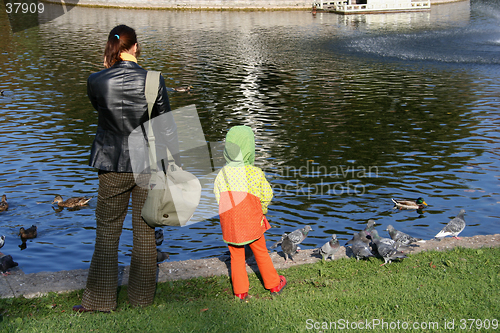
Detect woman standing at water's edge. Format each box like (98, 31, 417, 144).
(73, 25, 181, 313)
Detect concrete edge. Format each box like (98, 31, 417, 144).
(41, 0, 467, 11)
(45, 0, 315, 10)
(1, 233, 498, 299)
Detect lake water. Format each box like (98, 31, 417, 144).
(1, 0, 499, 274)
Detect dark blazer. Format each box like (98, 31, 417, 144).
(87, 61, 180, 172)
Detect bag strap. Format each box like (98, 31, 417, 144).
(145, 71, 161, 172)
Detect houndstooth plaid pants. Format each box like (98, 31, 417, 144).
(82, 172, 156, 311)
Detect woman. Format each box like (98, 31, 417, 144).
(74, 25, 180, 313)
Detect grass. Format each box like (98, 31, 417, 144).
(0, 246, 499, 332)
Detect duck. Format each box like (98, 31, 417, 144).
(19, 225, 37, 240)
(0, 194, 8, 212)
(52, 195, 91, 208)
(173, 85, 193, 93)
(0, 235, 5, 249)
(391, 197, 427, 210)
(0, 90, 4, 96)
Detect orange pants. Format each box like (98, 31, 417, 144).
(228, 235, 280, 294)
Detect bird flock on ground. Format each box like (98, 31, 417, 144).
(0, 194, 171, 275)
(268, 198, 467, 267)
(0, 195, 468, 274)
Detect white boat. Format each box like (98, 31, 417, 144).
(313, 0, 430, 14)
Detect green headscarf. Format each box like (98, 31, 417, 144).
(223, 125, 255, 167)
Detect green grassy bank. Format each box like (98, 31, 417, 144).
(1, 246, 499, 332)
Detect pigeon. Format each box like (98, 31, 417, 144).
(347, 220, 377, 245)
(280, 233, 298, 263)
(155, 229, 164, 247)
(269, 233, 287, 250)
(52, 195, 91, 208)
(286, 225, 313, 246)
(313, 234, 340, 261)
(270, 225, 313, 250)
(385, 225, 424, 246)
(350, 231, 375, 261)
(155, 229, 169, 262)
(0, 194, 8, 212)
(0, 235, 5, 249)
(364, 219, 376, 233)
(370, 231, 407, 266)
(270, 233, 297, 262)
(157, 249, 170, 263)
(0, 253, 18, 275)
(269, 225, 312, 262)
(370, 229, 401, 250)
(435, 209, 466, 240)
(19, 225, 37, 240)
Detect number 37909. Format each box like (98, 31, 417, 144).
(6, 2, 45, 14)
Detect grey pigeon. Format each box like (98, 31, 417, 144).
(385, 225, 424, 246)
(270, 225, 312, 262)
(370, 229, 401, 250)
(156, 249, 170, 263)
(270, 225, 313, 250)
(269, 233, 287, 250)
(155, 229, 164, 247)
(435, 209, 466, 240)
(271, 233, 297, 262)
(370, 231, 407, 266)
(280, 234, 297, 263)
(364, 219, 376, 233)
(345, 232, 359, 245)
(286, 225, 313, 246)
(0, 235, 5, 249)
(347, 220, 376, 245)
(314, 234, 340, 261)
(0, 253, 18, 275)
(350, 231, 375, 261)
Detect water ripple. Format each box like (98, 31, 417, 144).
(0, 3, 499, 273)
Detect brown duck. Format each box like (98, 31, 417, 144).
(173, 85, 193, 92)
(52, 195, 91, 208)
(0, 194, 8, 212)
(19, 225, 37, 240)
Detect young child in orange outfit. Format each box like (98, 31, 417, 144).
(214, 125, 286, 300)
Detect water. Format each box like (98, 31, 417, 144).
(0, 0, 499, 274)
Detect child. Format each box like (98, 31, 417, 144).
(214, 125, 286, 300)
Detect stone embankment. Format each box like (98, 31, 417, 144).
(43, 0, 467, 10)
(0, 233, 498, 299)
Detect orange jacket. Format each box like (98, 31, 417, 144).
(214, 126, 273, 245)
(214, 165, 272, 245)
